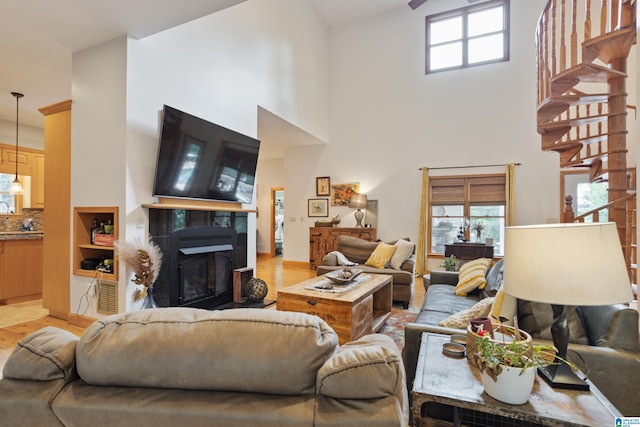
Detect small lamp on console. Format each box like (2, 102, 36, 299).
(349, 194, 368, 228)
(502, 222, 633, 390)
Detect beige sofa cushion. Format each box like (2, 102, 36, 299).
(336, 235, 379, 263)
(76, 308, 339, 395)
(317, 334, 403, 399)
(3, 326, 78, 381)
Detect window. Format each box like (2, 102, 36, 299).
(426, 0, 510, 73)
(0, 173, 22, 215)
(429, 174, 506, 256)
(576, 181, 609, 221)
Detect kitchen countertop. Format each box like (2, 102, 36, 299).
(0, 231, 44, 240)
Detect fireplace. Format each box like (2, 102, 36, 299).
(169, 226, 237, 308)
(148, 209, 248, 308)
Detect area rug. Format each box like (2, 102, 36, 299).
(378, 310, 418, 351)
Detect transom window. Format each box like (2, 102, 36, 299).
(429, 174, 506, 256)
(426, 0, 510, 74)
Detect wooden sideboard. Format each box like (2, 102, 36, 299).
(445, 243, 494, 260)
(309, 227, 377, 269)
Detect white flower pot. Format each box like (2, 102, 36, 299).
(481, 365, 536, 405)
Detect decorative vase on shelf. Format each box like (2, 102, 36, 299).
(140, 287, 158, 309)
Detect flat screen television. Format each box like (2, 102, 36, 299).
(152, 105, 260, 204)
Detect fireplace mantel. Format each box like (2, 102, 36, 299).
(143, 198, 257, 213)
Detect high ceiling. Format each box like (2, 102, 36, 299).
(0, 0, 405, 128)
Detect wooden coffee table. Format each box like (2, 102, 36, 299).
(276, 273, 392, 344)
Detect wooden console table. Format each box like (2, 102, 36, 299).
(412, 333, 621, 427)
(309, 227, 376, 269)
(445, 243, 493, 260)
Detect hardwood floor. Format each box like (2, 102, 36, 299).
(0, 256, 424, 377)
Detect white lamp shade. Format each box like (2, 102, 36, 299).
(503, 222, 633, 306)
(349, 194, 367, 209)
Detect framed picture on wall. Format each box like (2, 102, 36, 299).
(308, 198, 329, 217)
(316, 177, 330, 196)
(330, 182, 359, 206)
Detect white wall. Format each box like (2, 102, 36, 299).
(70, 0, 329, 315)
(273, 0, 561, 264)
(70, 35, 128, 317)
(0, 120, 44, 150)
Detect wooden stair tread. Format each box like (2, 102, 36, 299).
(563, 152, 608, 167)
(538, 113, 608, 134)
(537, 93, 611, 123)
(542, 140, 583, 151)
(542, 133, 608, 153)
(549, 63, 627, 96)
(582, 27, 636, 64)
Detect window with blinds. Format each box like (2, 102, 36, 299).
(430, 174, 506, 256)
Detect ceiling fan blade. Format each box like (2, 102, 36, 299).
(408, 0, 429, 10)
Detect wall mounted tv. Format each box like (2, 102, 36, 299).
(153, 105, 260, 204)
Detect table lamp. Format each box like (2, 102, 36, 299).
(349, 194, 368, 227)
(502, 222, 633, 390)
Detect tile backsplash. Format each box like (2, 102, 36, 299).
(0, 208, 44, 232)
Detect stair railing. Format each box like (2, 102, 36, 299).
(536, 0, 634, 105)
(563, 191, 637, 282)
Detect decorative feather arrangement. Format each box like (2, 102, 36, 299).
(115, 237, 163, 301)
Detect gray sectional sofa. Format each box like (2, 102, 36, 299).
(404, 259, 640, 416)
(0, 308, 409, 427)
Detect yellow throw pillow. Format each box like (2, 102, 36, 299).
(365, 243, 397, 269)
(454, 258, 493, 296)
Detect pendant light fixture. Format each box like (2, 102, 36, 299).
(10, 92, 24, 195)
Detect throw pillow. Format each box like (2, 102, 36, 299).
(489, 287, 518, 326)
(438, 297, 495, 329)
(517, 300, 590, 345)
(365, 242, 397, 269)
(454, 258, 493, 296)
(389, 239, 415, 270)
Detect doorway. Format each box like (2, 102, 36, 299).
(561, 170, 609, 221)
(271, 187, 284, 257)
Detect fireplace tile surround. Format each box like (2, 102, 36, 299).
(149, 208, 248, 308)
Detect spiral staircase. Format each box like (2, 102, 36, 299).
(536, 0, 637, 283)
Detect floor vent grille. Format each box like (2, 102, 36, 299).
(97, 280, 118, 315)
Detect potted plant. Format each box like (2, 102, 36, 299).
(441, 255, 458, 271)
(469, 327, 559, 405)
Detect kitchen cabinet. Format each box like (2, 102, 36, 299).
(0, 237, 43, 304)
(309, 227, 377, 269)
(0, 144, 45, 209)
(32, 153, 45, 209)
(0, 147, 30, 176)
